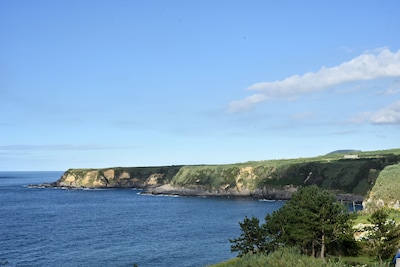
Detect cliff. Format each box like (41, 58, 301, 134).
(53, 166, 182, 188)
(43, 148, 400, 202)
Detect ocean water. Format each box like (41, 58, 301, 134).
(0, 171, 284, 267)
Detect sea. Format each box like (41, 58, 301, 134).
(0, 171, 284, 267)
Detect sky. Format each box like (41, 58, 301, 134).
(1, 1, 400, 171)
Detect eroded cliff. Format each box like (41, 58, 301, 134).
(55, 166, 182, 188)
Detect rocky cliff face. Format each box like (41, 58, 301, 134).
(50, 166, 299, 199)
(55, 166, 182, 188)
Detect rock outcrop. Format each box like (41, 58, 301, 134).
(53, 166, 182, 189)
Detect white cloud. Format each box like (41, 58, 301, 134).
(229, 48, 400, 113)
(352, 101, 400, 125)
(369, 101, 400, 125)
(227, 94, 267, 113)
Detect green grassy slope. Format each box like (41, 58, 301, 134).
(170, 149, 400, 196)
(363, 163, 400, 210)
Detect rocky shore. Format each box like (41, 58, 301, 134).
(29, 182, 364, 203)
(143, 184, 364, 202)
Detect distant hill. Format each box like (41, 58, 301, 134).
(326, 149, 362, 155)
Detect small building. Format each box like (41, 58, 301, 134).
(344, 154, 359, 159)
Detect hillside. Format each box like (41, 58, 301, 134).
(326, 149, 362, 155)
(363, 163, 400, 210)
(44, 148, 400, 202)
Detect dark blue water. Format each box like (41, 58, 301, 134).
(0, 172, 284, 267)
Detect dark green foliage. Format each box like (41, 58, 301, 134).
(259, 157, 399, 195)
(229, 216, 269, 257)
(366, 209, 400, 264)
(264, 185, 353, 260)
(327, 229, 360, 257)
(230, 186, 355, 261)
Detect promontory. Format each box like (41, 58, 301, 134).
(35, 148, 400, 209)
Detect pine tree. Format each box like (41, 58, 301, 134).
(229, 216, 269, 256)
(230, 185, 354, 261)
(263, 185, 352, 261)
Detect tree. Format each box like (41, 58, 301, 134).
(264, 185, 353, 261)
(263, 201, 317, 255)
(230, 186, 354, 261)
(229, 216, 269, 257)
(366, 209, 400, 264)
(312, 187, 353, 261)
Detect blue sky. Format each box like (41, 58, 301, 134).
(1, 1, 400, 171)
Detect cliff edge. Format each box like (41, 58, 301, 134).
(39, 148, 400, 202)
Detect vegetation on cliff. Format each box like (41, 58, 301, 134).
(52, 148, 400, 202)
(363, 163, 400, 211)
(171, 148, 400, 196)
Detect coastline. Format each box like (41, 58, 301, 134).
(29, 182, 364, 203)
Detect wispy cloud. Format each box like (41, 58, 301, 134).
(353, 101, 400, 125)
(0, 144, 126, 151)
(228, 48, 400, 113)
(291, 111, 317, 121)
(375, 79, 400, 95)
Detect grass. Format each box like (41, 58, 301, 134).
(209, 253, 391, 267)
(207, 247, 392, 267)
(208, 258, 240, 267)
(364, 163, 400, 210)
(353, 209, 400, 224)
(339, 255, 391, 266)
